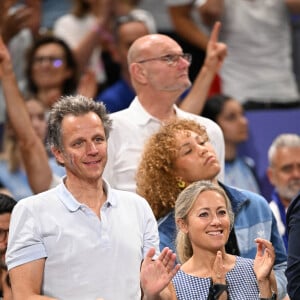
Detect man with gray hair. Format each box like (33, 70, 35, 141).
(267, 133, 300, 251)
(5, 95, 162, 300)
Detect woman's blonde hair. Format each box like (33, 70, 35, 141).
(175, 180, 234, 263)
(136, 118, 208, 219)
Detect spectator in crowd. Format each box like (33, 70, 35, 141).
(286, 190, 300, 299)
(103, 28, 226, 192)
(0, 36, 58, 195)
(268, 133, 300, 251)
(136, 118, 288, 299)
(96, 9, 156, 113)
(202, 94, 261, 194)
(167, 0, 300, 107)
(5, 95, 161, 300)
(53, 0, 114, 92)
(0, 193, 16, 300)
(141, 181, 277, 300)
(0, 96, 65, 200)
(25, 35, 79, 110)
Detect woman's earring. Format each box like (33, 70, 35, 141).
(177, 180, 186, 189)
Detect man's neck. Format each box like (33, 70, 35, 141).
(137, 91, 180, 121)
(64, 176, 107, 217)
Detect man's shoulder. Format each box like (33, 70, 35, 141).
(177, 108, 222, 132)
(16, 186, 59, 207)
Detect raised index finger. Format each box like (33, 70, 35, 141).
(209, 21, 221, 44)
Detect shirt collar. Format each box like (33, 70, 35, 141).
(129, 97, 180, 125)
(56, 178, 116, 212)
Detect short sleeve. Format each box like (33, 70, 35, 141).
(6, 200, 47, 270)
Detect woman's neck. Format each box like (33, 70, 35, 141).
(181, 250, 235, 277)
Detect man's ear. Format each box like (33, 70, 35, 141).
(51, 146, 65, 166)
(130, 63, 148, 85)
(176, 218, 188, 234)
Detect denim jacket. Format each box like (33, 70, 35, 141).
(158, 183, 287, 299)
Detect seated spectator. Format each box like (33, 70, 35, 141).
(267, 133, 300, 251)
(96, 9, 156, 113)
(0, 193, 17, 300)
(141, 181, 277, 299)
(136, 118, 288, 299)
(0, 97, 65, 200)
(202, 94, 261, 193)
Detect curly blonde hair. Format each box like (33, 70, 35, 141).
(136, 118, 208, 220)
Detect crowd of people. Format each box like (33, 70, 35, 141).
(0, 0, 299, 299)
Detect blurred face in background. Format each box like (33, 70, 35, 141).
(216, 98, 248, 145)
(26, 98, 47, 142)
(31, 42, 72, 92)
(268, 146, 300, 202)
(114, 20, 150, 74)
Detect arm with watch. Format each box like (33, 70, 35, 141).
(207, 238, 277, 300)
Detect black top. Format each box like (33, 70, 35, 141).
(286, 192, 300, 299)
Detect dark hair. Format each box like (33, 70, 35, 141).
(202, 94, 232, 122)
(0, 194, 17, 214)
(26, 35, 78, 95)
(47, 95, 112, 152)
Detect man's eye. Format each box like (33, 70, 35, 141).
(73, 141, 82, 147)
(163, 55, 175, 62)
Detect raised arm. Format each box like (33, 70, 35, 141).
(179, 22, 227, 115)
(0, 36, 53, 193)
